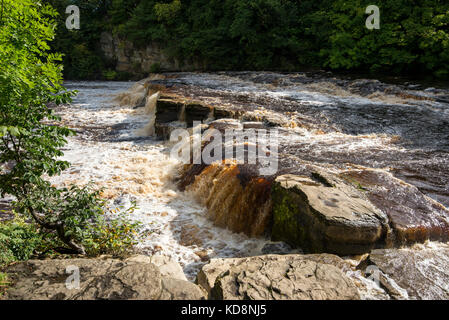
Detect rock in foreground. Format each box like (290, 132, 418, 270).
(197, 254, 360, 300)
(3, 255, 204, 300)
(366, 245, 449, 300)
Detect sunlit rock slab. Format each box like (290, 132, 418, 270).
(197, 254, 360, 300)
(271, 174, 389, 255)
(340, 169, 449, 245)
(367, 244, 449, 300)
(3, 255, 204, 300)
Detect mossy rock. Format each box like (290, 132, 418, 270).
(271, 174, 388, 255)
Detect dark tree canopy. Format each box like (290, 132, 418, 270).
(51, 0, 449, 79)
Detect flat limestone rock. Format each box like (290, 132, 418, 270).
(367, 245, 449, 300)
(198, 254, 360, 300)
(160, 278, 205, 300)
(3, 255, 204, 300)
(126, 254, 188, 281)
(272, 174, 388, 254)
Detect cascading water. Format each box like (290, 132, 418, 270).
(135, 91, 160, 136)
(52, 72, 449, 300)
(51, 80, 274, 282)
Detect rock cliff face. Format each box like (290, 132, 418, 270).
(100, 33, 201, 74)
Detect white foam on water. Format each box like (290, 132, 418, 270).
(52, 81, 271, 280)
(54, 77, 449, 298)
(166, 72, 436, 107)
(135, 91, 160, 136)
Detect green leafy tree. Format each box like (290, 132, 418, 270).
(49, 0, 449, 79)
(318, 0, 449, 77)
(48, 0, 110, 79)
(0, 0, 139, 255)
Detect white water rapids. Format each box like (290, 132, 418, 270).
(48, 74, 449, 300)
(51, 81, 273, 281)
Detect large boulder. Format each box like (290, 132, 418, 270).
(271, 174, 389, 255)
(197, 254, 360, 300)
(3, 255, 204, 300)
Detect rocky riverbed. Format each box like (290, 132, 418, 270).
(4, 72, 449, 300)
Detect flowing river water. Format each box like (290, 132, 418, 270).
(53, 80, 274, 282)
(51, 72, 449, 299)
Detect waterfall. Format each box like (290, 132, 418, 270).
(136, 91, 160, 136)
(113, 82, 148, 107)
(183, 161, 273, 237)
(178, 104, 186, 122)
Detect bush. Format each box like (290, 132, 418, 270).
(103, 69, 119, 80)
(0, 217, 43, 267)
(0, 199, 143, 268)
(149, 62, 162, 73)
(0, 0, 142, 257)
(14, 183, 143, 256)
(83, 203, 144, 256)
(67, 44, 104, 80)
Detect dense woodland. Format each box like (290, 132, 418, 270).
(48, 0, 449, 80)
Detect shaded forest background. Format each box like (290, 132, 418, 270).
(48, 0, 449, 80)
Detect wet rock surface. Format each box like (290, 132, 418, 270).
(148, 72, 449, 208)
(365, 245, 449, 300)
(3, 255, 205, 300)
(175, 119, 448, 254)
(341, 169, 449, 245)
(198, 254, 360, 300)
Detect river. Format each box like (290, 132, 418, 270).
(53, 72, 449, 299)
